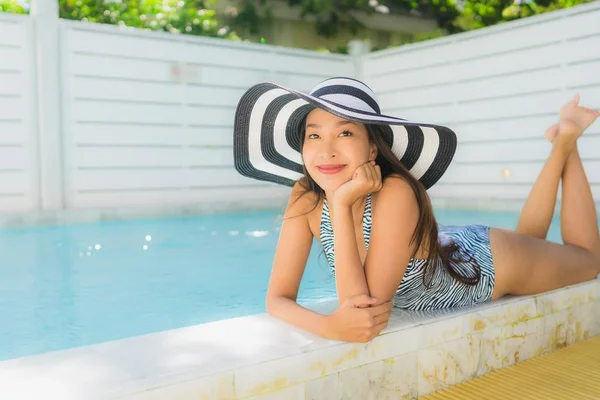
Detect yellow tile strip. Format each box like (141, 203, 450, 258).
(420, 335, 600, 399)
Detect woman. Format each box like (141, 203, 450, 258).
(233, 77, 600, 343)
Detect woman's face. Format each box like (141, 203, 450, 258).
(302, 108, 376, 193)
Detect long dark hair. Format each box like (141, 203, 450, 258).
(291, 119, 481, 288)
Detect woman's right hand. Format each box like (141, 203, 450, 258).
(324, 294, 393, 343)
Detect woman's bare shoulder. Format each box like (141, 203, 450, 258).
(372, 173, 419, 231)
(284, 180, 323, 221)
(373, 174, 416, 203)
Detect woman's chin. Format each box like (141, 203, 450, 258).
(313, 177, 348, 193)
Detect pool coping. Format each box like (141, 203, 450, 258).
(1, 278, 599, 399)
(2, 198, 594, 228)
(0, 196, 289, 228)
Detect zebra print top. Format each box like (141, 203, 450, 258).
(319, 194, 496, 311)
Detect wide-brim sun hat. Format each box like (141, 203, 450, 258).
(233, 77, 457, 190)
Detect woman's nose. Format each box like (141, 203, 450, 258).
(317, 140, 336, 159)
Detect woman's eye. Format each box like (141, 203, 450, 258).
(340, 130, 353, 137)
(307, 133, 319, 139)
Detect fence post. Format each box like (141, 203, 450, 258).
(30, 0, 64, 210)
(347, 40, 371, 81)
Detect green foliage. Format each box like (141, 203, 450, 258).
(0, 0, 28, 13)
(58, 0, 240, 39)
(287, 0, 594, 39)
(453, 0, 593, 32)
(0, 0, 594, 49)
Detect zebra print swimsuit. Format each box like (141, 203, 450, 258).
(320, 194, 496, 311)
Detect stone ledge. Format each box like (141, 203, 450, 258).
(0, 189, 289, 228)
(0, 279, 598, 400)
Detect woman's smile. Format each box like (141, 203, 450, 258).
(316, 164, 347, 175)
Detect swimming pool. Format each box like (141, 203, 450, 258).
(0, 207, 572, 361)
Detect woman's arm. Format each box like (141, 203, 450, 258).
(330, 200, 370, 304)
(331, 176, 419, 305)
(266, 182, 394, 342)
(364, 177, 419, 303)
(265, 183, 330, 337)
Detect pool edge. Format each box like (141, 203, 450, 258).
(1, 278, 598, 399)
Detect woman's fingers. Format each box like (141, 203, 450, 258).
(363, 161, 382, 191)
(361, 163, 373, 182)
(374, 165, 382, 189)
(366, 301, 393, 317)
(372, 311, 391, 326)
(346, 294, 378, 308)
(365, 162, 376, 182)
(369, 320, 389, 340)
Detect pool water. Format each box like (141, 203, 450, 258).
(0, 208, 573, 361)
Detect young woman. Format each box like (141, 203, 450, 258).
(233, 77, 600, 343)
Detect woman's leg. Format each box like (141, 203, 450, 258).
(560, 145, 600, 253)
(515, 95, 600, 242)
(491, 122, 600, 298)
(514, 124, 564, 239)
(490, 229, 599, 299)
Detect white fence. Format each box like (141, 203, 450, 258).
(0, 2, 599, 214)
(364, 3, 600, 203)
(60, 22, 353, 209)
(0, 14, 39, 212)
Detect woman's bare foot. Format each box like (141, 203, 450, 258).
(545, 94, 599, 150)
(559, 94, 599, 137)
(544, 123, 559, 143)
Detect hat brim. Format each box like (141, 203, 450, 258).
(233, 82, 457, 190)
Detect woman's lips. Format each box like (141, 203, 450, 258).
(316, 164, 346, 175)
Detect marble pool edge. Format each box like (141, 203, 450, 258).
(0, 278, 598, 400)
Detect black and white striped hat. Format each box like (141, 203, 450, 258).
(233, 77, 457, 189)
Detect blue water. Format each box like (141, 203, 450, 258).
(0, 208, 568, 361)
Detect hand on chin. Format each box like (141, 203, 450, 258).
(331, 161, 382, 208)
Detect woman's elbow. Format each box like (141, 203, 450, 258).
(265, 294, 291, 316)
(367, 286, 397, 306)
(265, 295, 277, 316)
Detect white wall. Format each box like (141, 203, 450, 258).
(58, 22, 354, 209)
(0, 13, 39, 212)
(1, 3, 599, 214)
(364, 2, 600, 204)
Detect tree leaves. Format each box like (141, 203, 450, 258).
(0, 0, 594, 49)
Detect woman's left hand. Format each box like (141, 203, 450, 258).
(333, 161, 382, 208)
